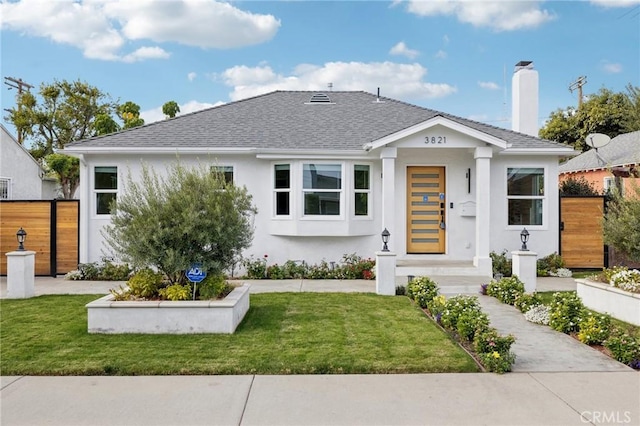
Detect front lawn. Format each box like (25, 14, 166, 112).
(0, 293, 479, 375)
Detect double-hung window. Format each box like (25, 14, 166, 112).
(95, 166, 117, 215)
(274, 164, 290, 216)
(303, 163, 341, 216)
(507, 167, 544, 226)
(354, 165, 370, 216)
(0, 178, 10, 200)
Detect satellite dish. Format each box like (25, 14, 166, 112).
(585, 133, 611, 149)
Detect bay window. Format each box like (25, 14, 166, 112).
(303, 163, 342, 216)
(507, 167, 544, 226)
(274, 164, 290, 216)
(354, 165, 370, 216)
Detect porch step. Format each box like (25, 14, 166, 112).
(396, 260, 485, 277)
(394, 274, 490, 296)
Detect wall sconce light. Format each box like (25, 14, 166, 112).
(520, 228, 529, 251)
(381, 228, 390, 252)
(16, 227, 27, 251)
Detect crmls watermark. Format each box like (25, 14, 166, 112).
(580, 411, 633, 424)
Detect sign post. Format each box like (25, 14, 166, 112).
(186, 263, 207, 300)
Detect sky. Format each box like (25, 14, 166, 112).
(1, 0, 639, 146)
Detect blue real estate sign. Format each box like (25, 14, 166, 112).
(186, 263, 207, 283)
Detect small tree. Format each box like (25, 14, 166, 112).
(104, 162, 257, 283)
(603, 181, 640, 262)
(559, 176, 599, 196)
(45, 153, 79, 199)
(162, 101, 180, 119)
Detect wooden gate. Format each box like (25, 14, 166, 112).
(0, 200, 79, 276)
(559, 196, 606, 269)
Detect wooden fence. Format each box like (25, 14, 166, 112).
(559, 196, 606, 269)
(0, 200, 79, 276)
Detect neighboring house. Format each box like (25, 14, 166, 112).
(0, 124, 58, 200)
(65, 62, 575, 277)
(559, 131, 640, 196)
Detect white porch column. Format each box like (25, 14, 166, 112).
(78, 155, 90, 263)
(380, 147, 397, 252)
(473, 146, 493, 276)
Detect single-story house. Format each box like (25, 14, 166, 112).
(65, 62, 575, 277)
(559, 130, 640, 196)
(0, 124, 59, 200)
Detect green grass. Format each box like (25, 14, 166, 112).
(0, 293, 479, 375)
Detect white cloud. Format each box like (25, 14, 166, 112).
(601, 62, 623, 73)
(219, 61, 457, 101)
(140, 99, 224, 124)
(435, 50, 447, 59)
(406, 1, 556, 31)
(389, 41, 420, 59)
(0, 0, 280, 62)
(478, 81, 500, 90)
(187, 72, 197, 82)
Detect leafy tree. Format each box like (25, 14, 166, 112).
(117, 101, 145, 129)
(162, 101, 180, 119)
(559, 176, 600, 196)
(603, 182, 640, 262)
(540, 86, 640, 151)
(94, 113, 120, 136)
(104, 162, 257, 284)
(45, 153, 79, 199)
(5, 79, 116, 157)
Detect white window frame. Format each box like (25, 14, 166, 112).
(603, 176, 614, 193)
(505, 166, 547, 229)
(0, 177, 11, 200)
(301, 162, 344, 219)
(94, 166, 118, 217)
(211, 165, 234, 185)
(353, 164, 371, 218)
(273, 163, 292, 218)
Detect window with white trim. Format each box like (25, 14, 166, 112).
(603, 176, 614, 193)
(95, 166, 117, 215)
(303, 163, 341, 216)
(274, 164, 290, 216)
(507, 167, 544, 226)
(0, 178, 10, 200)
(211, 165, 234, 186)
(354, 165, 370, 216)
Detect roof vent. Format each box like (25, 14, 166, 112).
(308, 93, 332, 104)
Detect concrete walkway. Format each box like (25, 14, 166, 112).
(1, 276, 638, 425)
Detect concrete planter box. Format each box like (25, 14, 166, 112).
(86, 284, 250, 334)
(576, 279, 640, 326)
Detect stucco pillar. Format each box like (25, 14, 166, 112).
(512, 250, 537, 293)
(375, 251, 396, 296)
(6, 250, 36, 299)
(380, 147, 397, 252)
(473, 146, 493, 276)
(78, 155, 89, 264)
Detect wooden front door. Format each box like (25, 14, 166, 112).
(407, 166, 446, 253)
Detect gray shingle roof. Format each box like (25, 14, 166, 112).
(559, 131, 640, 173)
(65, 91, 570, 152)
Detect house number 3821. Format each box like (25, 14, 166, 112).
(425, 136, 447, 144)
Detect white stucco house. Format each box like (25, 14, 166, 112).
(0, 124, 59, 200)
(64, 62, 575, 277)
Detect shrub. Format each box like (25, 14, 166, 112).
(479, 350, 517, 374)
(395, 285, 406, 296)
(559, 176, 599, 196)
(428, 294, 447, 322)
(126, 269, 164, 299)
(159, 283, 191, 301)
(336, 253, 375, 280)
(604, 332, 640, 366)
(440, 295, 482, 331)
(78, 262, 101, 280)
(196, 274, 231, 300)
(549, 292, 584, 333)
(306, 260, 335, 279)
(282, 260, 307, 279)
(474, 329, 516, 355)
(603, 182, 640, 262)
(99, 261, 132, 281)
(514, 292, 542, 313)
(406, 276, 439, 309)
(243, 255, 268, 279)
(104, 162, 257, 284)
(549, 268, 573, 278)
(456, 310, 490, 342)
(266, 264, 285, 280)
(577, 313, 612, 345)
(524, 305, 551, 325)
(490, 250, 512, 278)
(486, 276, 525, 305)
(609, 269, 640, 293)
(537, 252, 565, 276)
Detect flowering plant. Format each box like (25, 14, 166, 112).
(577, 312, 611, 345)
(549, 291, 584, 333)
(523, 305, 550, 325)
(609, 269, 640, 293)
(549, 268, 573, 278)
(604, 332, 640, 367)
(486, 276, 525, 305)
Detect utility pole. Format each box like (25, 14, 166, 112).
(3, 76, 34, 145)
(569, 76, 587, 109)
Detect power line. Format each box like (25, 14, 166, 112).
(569, 76, 587, 109)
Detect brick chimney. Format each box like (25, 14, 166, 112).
(512, 61, 539, 137)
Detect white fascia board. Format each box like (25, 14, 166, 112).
(256, 149, 370, 160)
(499, 148, 579, 156)
(61, 147, 255, 155)
(365, 116, 509, 150)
